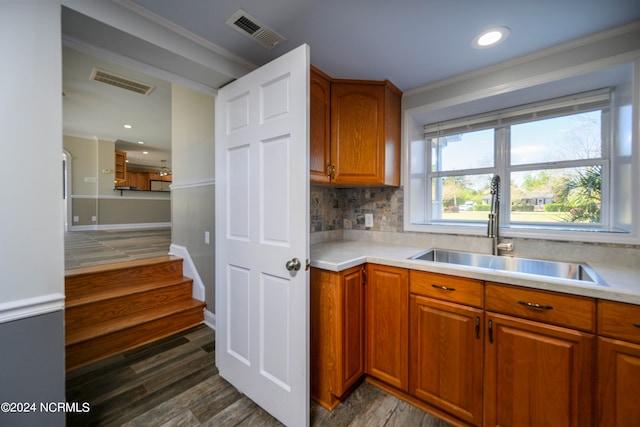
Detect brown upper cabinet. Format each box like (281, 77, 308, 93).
(114, 149, 127, 183)
(310, 66, 332, 183)
(310, 66, 402, 186)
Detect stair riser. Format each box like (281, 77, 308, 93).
(66, 260, 183, 301)
(66, 307, 204, 371)
(65, 281, 194, 332)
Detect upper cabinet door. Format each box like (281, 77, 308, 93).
(331, 80, 401, 186)
(310, 66, 332, 184)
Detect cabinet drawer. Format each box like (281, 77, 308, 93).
(410, 271, 483, 308)
(486, 283, 596, 332)
(598, 300, 640, 344)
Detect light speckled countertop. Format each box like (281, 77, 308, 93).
(311, 240, 640, 305)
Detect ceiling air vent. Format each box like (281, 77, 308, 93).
(90, 69, 154, 95)
(225, 9, 286, 50)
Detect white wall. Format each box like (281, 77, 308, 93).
(0, 1, 64, 309)
(402, 22, 640, 244)
(403, 23, 640, 113)
(171, 84, 216, 310)
(0, 3, 66, 425)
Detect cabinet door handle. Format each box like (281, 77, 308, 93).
(634, 322, 640, 328)
(488, 319, 493, 344)
(475, 316, 480, 340)
(327, 163, 336, 180)
(518, 300, 553, 310)
(431, 284, 456, 291)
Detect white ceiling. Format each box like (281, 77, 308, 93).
(63, 47, 172, 168)
(62, 0, 640, 167)
(129, 0, 640, 90)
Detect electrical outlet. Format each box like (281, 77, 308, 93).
(73, 216, 79, 222)
(91, 216, 97, 222)
(204, 231, 210, 244)
(365, 213, 373, 227)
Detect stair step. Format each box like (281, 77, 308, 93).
(65, 301, 205, 371)
(66, 276, 193, 309)
(65, 279, 194, 332)
(64, 255, 206, 371)
(65, 256, 184, 301)
(66, 298, 205, 346)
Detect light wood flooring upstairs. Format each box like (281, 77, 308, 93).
(65, 228, 172, 270)
(64, 229, 451, 426)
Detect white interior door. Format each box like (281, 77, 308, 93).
(215, 44, 310, 427)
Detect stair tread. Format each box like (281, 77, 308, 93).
(65, 255, 182, 278)
(65, 309, 204, 371)
(66, 298, 206, 346)
(65, 276, 194, 308)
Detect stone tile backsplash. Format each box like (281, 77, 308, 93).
(311, 186, 404, 233)
(310, 185, 640, 268)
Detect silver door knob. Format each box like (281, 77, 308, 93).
(286, 258, 301, 271)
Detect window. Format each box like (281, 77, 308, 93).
(408, 88, 628, 236)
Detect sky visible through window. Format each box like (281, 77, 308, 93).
(435, 111, 601, 188)
(432, 111, 603, 223)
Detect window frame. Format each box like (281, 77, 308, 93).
(406, 93, 627, 242)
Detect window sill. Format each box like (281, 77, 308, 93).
(405, 221, 636, 245)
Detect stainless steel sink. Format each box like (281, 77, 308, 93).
(410, 248, 608, 286)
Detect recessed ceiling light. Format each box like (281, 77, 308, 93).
(473, 27, 510, 49)
(124, 124, 132, 129)
(142, 151, 149, 155)
(138, 141, 145, 144)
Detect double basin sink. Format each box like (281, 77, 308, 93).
(410, 248, 608, 286)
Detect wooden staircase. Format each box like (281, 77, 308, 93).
(65, 256, 205, 371)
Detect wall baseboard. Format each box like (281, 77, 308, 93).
(204, 309, 215, 330)
(98, 222, 171, 230)
(69, 222, 171, 231)
(69, 224, 99, 231)
(0, 293, 65, 324)
(169, 244, 206, 301)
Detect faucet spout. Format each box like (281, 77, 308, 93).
(488, 176, 501, 255)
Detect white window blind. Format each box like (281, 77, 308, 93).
(423, 88, 610, 138)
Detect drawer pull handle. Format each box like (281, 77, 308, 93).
(634, 323, 640, 328)
(432, 284, 456, 291)
(518, 300, 553, 310)
(488, 319, 494, 344)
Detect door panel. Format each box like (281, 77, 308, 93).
(485, 312, 595, 427)
(216, 44, 310, 427)
(227, 265, 250, 364)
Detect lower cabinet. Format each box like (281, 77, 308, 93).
(365, 264, 409, 391)
(410, 295, 484, 425)
(310, 266, 365, 410)
(597, 300, 640, 426)
(311, 262, 632, 427)
(597, 337, 640, 426)
(485, 282, 596, 427)
(484, 313, 595, 426)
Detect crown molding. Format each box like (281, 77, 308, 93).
(112, 0, 258, 72)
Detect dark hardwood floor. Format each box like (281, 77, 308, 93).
(66, 324, 451, 427)
(64, 230, 451, 426)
